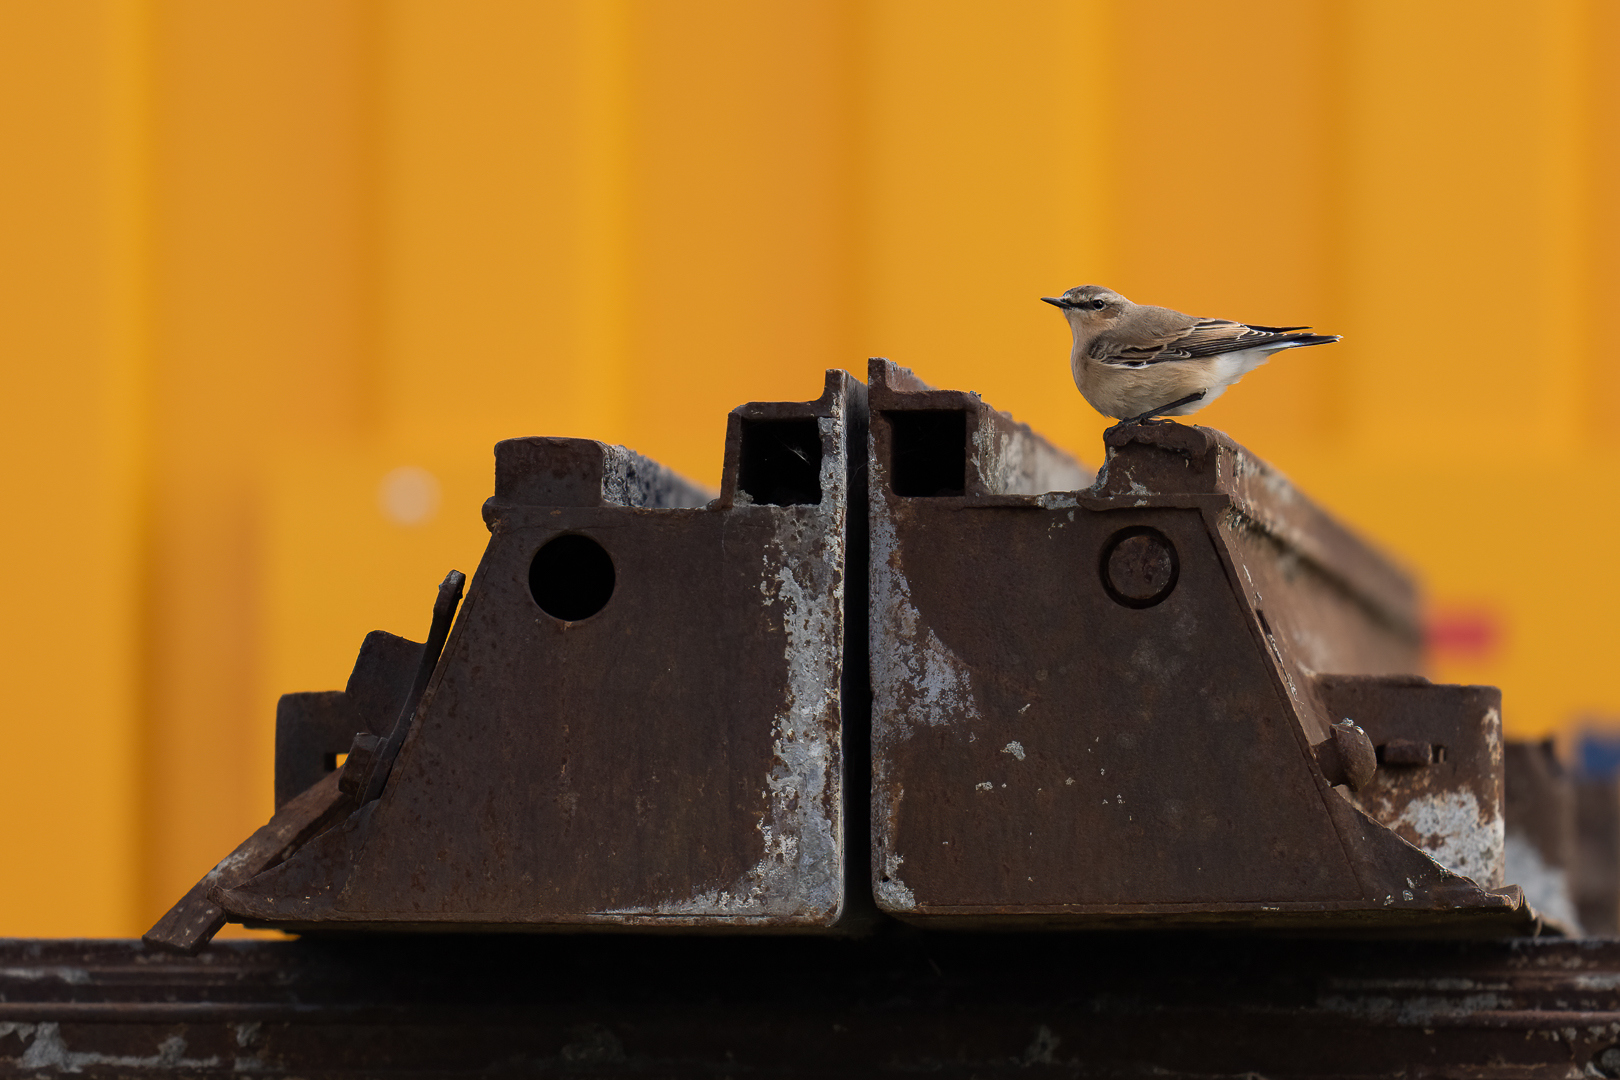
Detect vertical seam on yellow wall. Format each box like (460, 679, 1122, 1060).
(114, 0, 161, 937)
(1537, 0, 1587, 454)
(576, 0, 631, 440)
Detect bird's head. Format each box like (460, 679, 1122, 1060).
(1041, 285, 1128, 328)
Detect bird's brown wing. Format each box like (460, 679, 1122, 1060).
(1091, 319, 1320, 367)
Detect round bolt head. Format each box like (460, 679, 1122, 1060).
(1320, 719, 1378, 791)
(1100, 527, 1179, 609)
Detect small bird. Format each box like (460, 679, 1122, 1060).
(1042, 285, 1341, 425)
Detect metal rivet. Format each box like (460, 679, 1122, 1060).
(1100, 527, 1179, 609)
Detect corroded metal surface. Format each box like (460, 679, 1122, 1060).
(140, 772, 349, 954)
(1095, 421, 1422, 677)
(6, 934, 1620, 1077)
(1321, 675, 1506, 890)
(145, 579, 464, 953)
(1503, 739, 1580, 931)
(867, 359, 1526, 929)
(272, 631, 422, 811)
(153, 359, 1537, 939)
(214, 371, 867, 931)
(1577, 778, 1620, 935)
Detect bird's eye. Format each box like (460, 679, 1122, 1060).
(1089, 299, 1107, 310)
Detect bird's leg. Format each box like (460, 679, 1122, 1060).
(1115, 390, 1207, 428)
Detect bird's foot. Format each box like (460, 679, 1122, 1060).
(1114, 390, 1207, 428)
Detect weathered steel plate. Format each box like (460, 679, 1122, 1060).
(1577, 776, 1620, 935)
(216, 371, 867, 930)
(273, 631, 423, 811)
(1501, 739, 1581, 931)
(1322, 676, 1506, 892)
(867, 359, 1527, 930)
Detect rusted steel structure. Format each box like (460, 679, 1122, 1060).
(151, 371, 868, 949)
(149, 360, 1557, 945)
(1576, 776, 1620, 935)
(8, 934, 1620, 1077)
(866, 358, 1523, 929)
(1506, 739, 1582, 933)
(78, 358, 1620, 1074)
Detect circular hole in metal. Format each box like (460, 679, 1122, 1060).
(529, 534, 615, 621)
(1099, 526, 1179, 609)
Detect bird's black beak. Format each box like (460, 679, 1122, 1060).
(1040, 296, 1071, 309)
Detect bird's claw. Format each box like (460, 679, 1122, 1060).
(1113, 390, 1207, 429)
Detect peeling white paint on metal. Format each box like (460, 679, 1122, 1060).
(874, 852, 917, 910)
(1002, 741, 1026, 761)
(870, 480, 988, 910)
(869, 498, 981, 905)
(1484, 708, 1502, 772)
(871, 410, 1088, 913)
(975, 420, 1027, 494)
(870, 509, 982, 735)
(1504, 829, 1581, 931)
(973, 416, 1092, 496)
(1382, 788, 1505, 889)
(1318, 991, 1506, 1022)
(0, 966, 90, 984)
(604, 418, 843, 920)
(15, 1023, 222, 1072)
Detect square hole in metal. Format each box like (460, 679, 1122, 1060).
(888, 410, 967, 497)
(738, 418, 823, 505)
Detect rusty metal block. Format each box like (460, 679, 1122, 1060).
(1500, 739, 1580, 932)
(273, 631, 423, 810)
(1318, 676, 1505, 891)
(1576, 776, 1620, 936)
(867, 358, 1527, 929)
(215, 371, 867, 931)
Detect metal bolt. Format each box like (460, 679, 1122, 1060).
(1101, 527, 1179, 608)
(1380, 739, 1434, 767)
(1317, 718, 1378, 792)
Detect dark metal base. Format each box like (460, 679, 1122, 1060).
(5, 932, 1620, 1077)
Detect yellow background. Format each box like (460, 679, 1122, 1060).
(4, 0, 1618, 936)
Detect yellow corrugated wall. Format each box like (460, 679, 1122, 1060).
(2, 0, 1616, 935)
